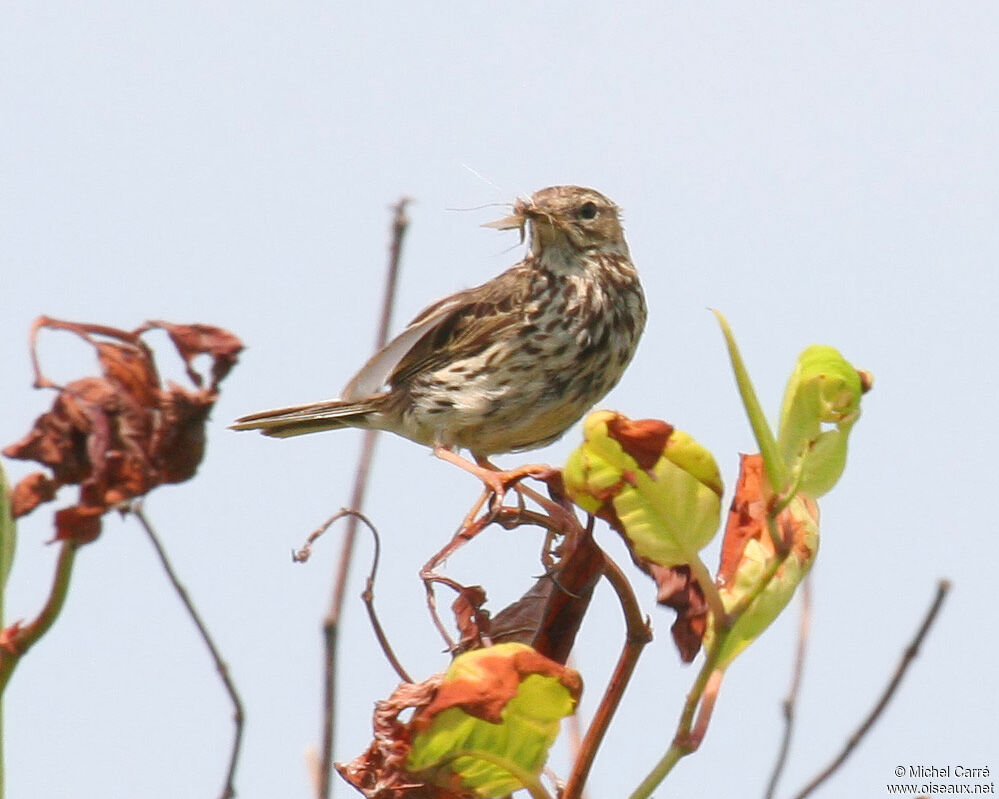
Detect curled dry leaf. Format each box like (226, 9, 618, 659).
(645, 563, 708, 663)
(335, 677, 456, 799)
(706, 453, 819, 668)
(141, 320, 243, 390)
(451, 585, 490, 653)
(337, 644, 581, 798)
(488, 526, 604, 665)
(3, 317, 243, 543)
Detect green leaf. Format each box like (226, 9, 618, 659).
(407, 643, 579, 798)
(778, 345, 867, 498)
(708, 490, 819, 669)
(564, 412, 722, 568)
(712, 310, 787, 494)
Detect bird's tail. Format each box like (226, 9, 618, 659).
(230, 397, 379, 438)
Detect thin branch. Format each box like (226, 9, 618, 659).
(319, 198, 409, 799)
(132, 505, 244, 799)
(789, 579, 951, 799)
(763, 575, 813, 799)
(631, 471, 809, 797)
(628, 613, 729, 799)
(562, 551, 652, 799)
(297, 509, 412, 684)
(688, 667, 723, 748)
(418, 486, 589, 654)
(0, 539, 78, 693)
(0, 533, 76, 799)
(563, 668, 586, 799)
(420, 497, 501, 651)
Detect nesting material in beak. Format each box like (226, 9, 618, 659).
(482, 200, 529, 243)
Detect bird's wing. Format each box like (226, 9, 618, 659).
(341, 265, 529, 399)
(386, 266, 530, 387)
(341, 292, 466, 400)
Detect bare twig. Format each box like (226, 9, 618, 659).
(763, 575, 813, 799)
(562, 550, 652, 799)
(689, 667, 723, 747)
(300, 509, 413, 684)
(420, 498, 500, 650)
(789, 579, 951, 799)
(629, 594, 731, 799)
(293, 509, 355, 564)
(0, 540, 79, 693)
(131, 505, 244, 799)
(563, 664, 586, 799)
(418, 481, 586, 653)
(319, 198, 409, 799)
(295, 508, 412, 683)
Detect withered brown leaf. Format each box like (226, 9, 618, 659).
(3, 317, 243, 543)
(488, 527, 604, 665)
(604, 415, 673, 472)
(716, 453, 818, 587)
(450, 585, 490, 653)
(335, 676, 463, 799)
(644, 562, 708, 663)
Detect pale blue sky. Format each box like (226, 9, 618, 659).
(2, 3, 997, 798)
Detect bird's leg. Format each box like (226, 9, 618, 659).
(439, 449, 581, 541)
(431, 446, 507, 496)
(473, 456, 586, 565)
(475, 456, 560, 494)
(431, 446, 554, 498)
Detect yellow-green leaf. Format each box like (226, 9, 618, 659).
(778, 345, 868, 498)
(564, 411, 722, 568)
(706, 455, 820, 668)
(407, 643, 580, 798)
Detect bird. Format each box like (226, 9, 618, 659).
(231, 185, 646, 467)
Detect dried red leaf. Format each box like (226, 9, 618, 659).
(95, 340, 160, 408)
(414, 646, 582, 729)
(144, 320, 244, 389)
(490, 528, 604, 664)
(605, 416, 673, 471)
(717, 453, 817, 589)
(717, 454, 770, 583)
(55, 505, 104, 544)
(150, 385, 213, 484)
(9, 472, 58, 517)
(335, 676, 459, 799)
(451, 585, 489, 652)
(3, 378, 112, 487)
(645, 563, 708, 663)
(3, 317, 242, 544)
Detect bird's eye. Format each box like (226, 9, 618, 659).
(578, 201, 598, 220)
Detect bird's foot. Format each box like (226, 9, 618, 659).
(432, 447, 555, 498)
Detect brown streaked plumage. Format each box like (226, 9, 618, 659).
(231, 185, 646, 457)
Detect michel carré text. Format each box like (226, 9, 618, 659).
(911, 766, 951, 778)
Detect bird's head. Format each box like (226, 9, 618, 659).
(484, 185, 625, 256)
